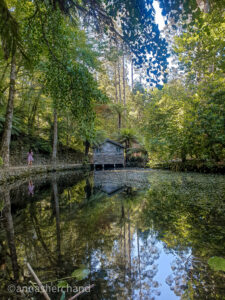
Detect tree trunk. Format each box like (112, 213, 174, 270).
(52, 108, 58, 163)
(114, 64, 118, 103)
(181, 148, 186, 163)
(84, 140, 90, 157)
(128, 209, 131, 276)
(66, 114, 69, 162)
(85, 178, 92, 199)
(118, 112, 122, 131)
(0, 52, 16, 166)
(117, 59, 122, 131)
(117, 59, 122, 104)
(123, 54, 126, 107)
(123, 54, 126, 124)
(131, 59, 134, 91)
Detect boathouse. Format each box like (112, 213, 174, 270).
(93, 139, 125, 169)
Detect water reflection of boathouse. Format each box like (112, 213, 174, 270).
(94, 170, 150, 196)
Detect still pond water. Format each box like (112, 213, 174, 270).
(1, 170, 225, 300)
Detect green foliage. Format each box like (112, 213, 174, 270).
(0, 115, 23, 136)
(143, 81, 192, 162)
(190, 77, 225, 161)
(173, 1, 225, 82)
(0, 1, 108, 160)
(127, 155, 148, 168)
(141, 170, 225, 254)
(57, 281, 69, 288)
(1, 0, 169, 81)
(140, 0, 224, 167)
(118, 128, 137, 148)
(0, 0, 20, 59)
(208, 257, 225, 272)
(32, 139, 51, 154)
(71, 265, 90, 281)
(34, 7, 108, 144)
(143, 78, 225, 164)
(0, 156, 3, 167)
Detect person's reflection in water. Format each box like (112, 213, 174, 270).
(28, 180, 35, 196)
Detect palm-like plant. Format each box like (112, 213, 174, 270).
(118, 128, 137, 163)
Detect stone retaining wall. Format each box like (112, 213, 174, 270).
(0, 164, 90, 185)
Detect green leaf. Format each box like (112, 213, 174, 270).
(71, 265, 90, 280)
(208, 257, 225, 272)
(57, 281, 69, 288)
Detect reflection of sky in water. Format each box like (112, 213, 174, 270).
(132, 233, 181, 300)
(90, 229, 182, 299)
(154, 242, 179, 300)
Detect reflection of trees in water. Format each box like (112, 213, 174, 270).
(2, 190, 20, 281)
(166, 252, 225, 299)
(141, 172, 225, 299)
(29, 201, 56, 265)
(0, 178, 173, 298)
(133, 231, 161, 300)
(52, 175, 62, 273)
(1, 171, 225, 299)
(85, 198, 161, 300)
(166, 252, 189, 297)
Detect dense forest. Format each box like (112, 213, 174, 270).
(0, 0, 224, 170)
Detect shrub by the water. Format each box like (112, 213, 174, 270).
(127, 155, 148, 168)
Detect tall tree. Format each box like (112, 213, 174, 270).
(0, 46, 16, 165)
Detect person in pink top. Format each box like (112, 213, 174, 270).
(27, 149, 34, 166)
